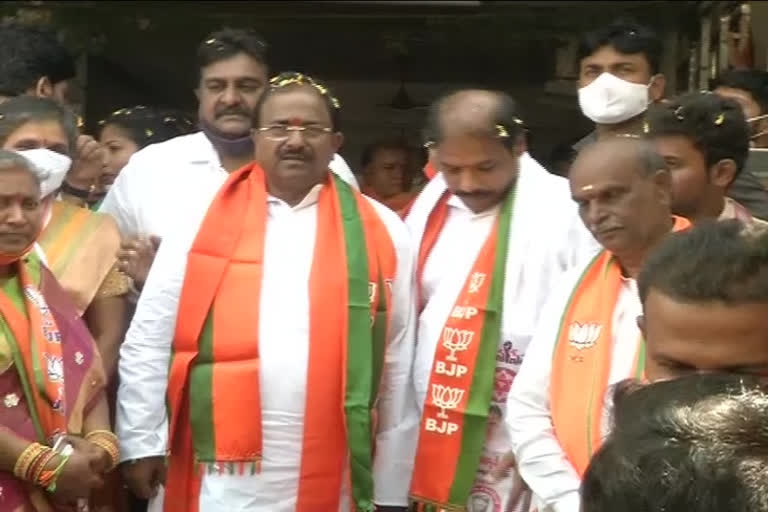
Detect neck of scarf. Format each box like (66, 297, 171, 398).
(409, 186, 516, 509)
(199, 119, 255, 158)
(165, 163, 396, 512)
(0, 254, 67, 443)
(550, 215, 691, 476)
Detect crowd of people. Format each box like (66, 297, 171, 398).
(0, 14, 767, 512)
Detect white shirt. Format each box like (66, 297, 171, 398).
(116, 184, 417, 511)
(407, 155, 600, 510)
(98, 131, 359, 238)
(506, 263, 642, 512)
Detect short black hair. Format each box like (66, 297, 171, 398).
(0, 96, 78, 156)
(582, 373, 768, 512)
(0, 23, 76, 96)
(423, 89, 525, 151)
(197, 27, 268, 79)
(712, 69, 768, 114)
(638, 219, 768, 305)
(645, 92, 750, 176)
(360, 138, 410, 169)
(99, 105, 196, 149)
(578, 20, 662, 75)
(253, 71, 341, 132)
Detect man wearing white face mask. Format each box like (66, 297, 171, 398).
(0, 96, 130, 385)
(574, 21, 666, 144)
(572, 20, 768, 221)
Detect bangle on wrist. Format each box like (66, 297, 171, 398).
(85, 430, 120, 470)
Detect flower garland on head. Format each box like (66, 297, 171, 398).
(268, 72, 342, 109)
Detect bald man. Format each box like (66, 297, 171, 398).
(403, 90, 598, 511)
(506, 137, 689, 512)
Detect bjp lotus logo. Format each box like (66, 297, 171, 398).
(568, 322, 602, 350)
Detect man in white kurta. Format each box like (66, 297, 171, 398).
(116, 75, 417, 511)
(507, 138, 685, 512)
(98, 28, 358, 288)
(405, 90, 598, 512)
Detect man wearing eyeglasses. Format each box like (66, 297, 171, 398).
(115, 71, 417, 511)
(98, 28, 358, 293)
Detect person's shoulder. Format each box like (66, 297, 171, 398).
(132, 131, 207, 161)
(55, 202, 122, 240)
(361, 194, 410, 252)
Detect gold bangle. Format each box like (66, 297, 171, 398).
(31, 450, 58, 485)
(86, 430, 120, 469)
(85, 429, 117, 441)
(13, 443, 48, 481)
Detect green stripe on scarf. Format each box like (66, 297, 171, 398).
(335, 174, 376, 511)
(189, 309, 216, 462)
(449, 187, 516, 504)
(370, 276, 387, 407)
(2, 254, 46, 442)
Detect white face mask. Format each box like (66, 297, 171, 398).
(15, 148, 73, 199)
(578, 72, 652, 125)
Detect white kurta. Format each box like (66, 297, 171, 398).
(505, 264, 642, 512)
(406, 154, 600, 511)
(98, 131, 359, 238)
(116, 184, 418, 511)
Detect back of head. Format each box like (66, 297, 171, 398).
(645, 91, 750, 175)
(582, 373, 768, 512)
(197, 27, 269, 77)
(0, 23, 75, 96)
(0, 96, 77, 155)
(99, 106, 197, 149)
(713, 69, 768, 115)
(578, 20, 662, 75)
(638, 219, 768, 306)
(423, 89, 526, 151)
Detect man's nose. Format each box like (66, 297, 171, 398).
(457, 170, 481, 193)
(585, 201, 608, 226)
(3, 204, 26, 224)
(220, 84, 241, 105)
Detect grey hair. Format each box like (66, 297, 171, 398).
(637, 140, 668, 176)
(0, 149, 41, 184)
(607, 134, 668, 177)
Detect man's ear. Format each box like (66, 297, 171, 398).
(653, 168, 673, 208)
(637, 314, 646, 337)
(649, 74, 666, 103)
(709, 159, 738, 189)
(34, 76, 55, 99)
(331, 132, 344, 153)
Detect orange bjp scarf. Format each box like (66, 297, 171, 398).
(165, 163, 396, 511)
(550, 216, 691, 476)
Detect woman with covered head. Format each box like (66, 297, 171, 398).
(0, 149, 118, 510)
(0, 96, 129, 381)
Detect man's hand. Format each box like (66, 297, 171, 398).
(66, 135, 106, 189)
(121, 456, 166, 500)
(117, 235, 161, 288)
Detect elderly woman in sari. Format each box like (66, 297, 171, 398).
(0, 97, 129, 380)
(0, 150, 118, 510)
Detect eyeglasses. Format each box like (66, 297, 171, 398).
(256, 125, 333, 141)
